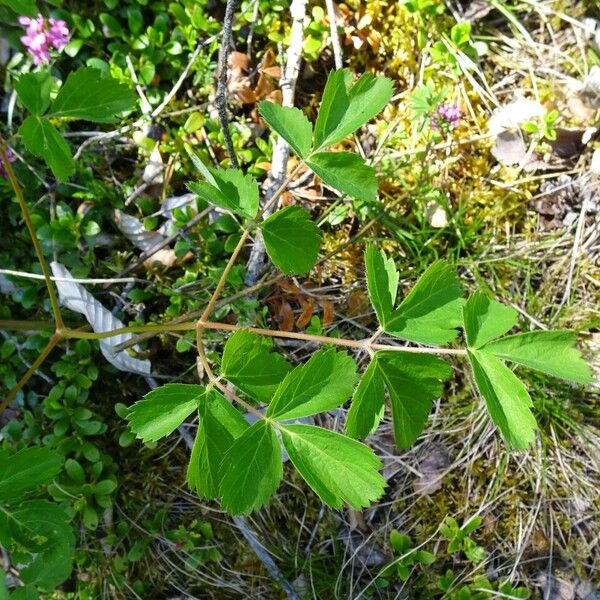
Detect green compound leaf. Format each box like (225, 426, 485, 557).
(220, 421, 282, 515)
(346, 351, 452, 448)
(48, 67, 137, 123)
(365, 245, 399, 327)
(261, 205, 321, 275)
(258, 101, 313, 159)
(221, 330, 293, 402)
(267, 347, 357, 421)
(19, 116, 75, 181)
(463, 292, 518, 349)
(187, 390, 249, 499)
(314, 69, 393, 150)
(0, 447, 63, 503)
(468, 349, 537, 449)
(305, 151, 378, 202)
(14, 70, 52, 116)
(127, 383, 204, 443)
(2, 500, 74, 590)
(188, 167, 259, 219)
(483, 331, 594, 384)
(280, 424, 386, 509)
(384, 261, 463, 345)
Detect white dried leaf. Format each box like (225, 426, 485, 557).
(488, 97, 545, 135)
(491, 130, 528, 166)
(114, 209, 166, 253)
(142, 145, 164, 185)
(425, 201, 448, 228)
(50, 262, 151, 375)
(591, 149, 600, 175)
(581, 66, 600, 109)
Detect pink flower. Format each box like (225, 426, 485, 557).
(430, 103, 464, 131)
(0, 148, 16, 180)
(19, 14, 69, 65)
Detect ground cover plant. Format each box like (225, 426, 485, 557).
(0, 0, 599, 597)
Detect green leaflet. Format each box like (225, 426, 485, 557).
(346, 351, 452, 448)
(261, 205, 321, 275)
(0, 500, 74, 590)
(313, 70, 351, 149)
(365, 245, 399, 327)
(483, 331, 593, 384)
(220, 421, 282, 515)
(463, 292, 518, 348)
(14, 71, 52, 116)
(48, 67, 137, 123)
(187, 390, 249, 499)
(468, 349, 537, 449)
(385, 260, 463, 345)
(19, 116, 74, 181)
(280, 424, 386, 509)
(0, 447, 63, 502)
(258, 102, 313, 159)
(267, 347, 357, 421)
(188, 167, 259, 219)
(345, 359, 385, 439)
(313, 69, 393, 150)
(221, 330, 292, 402)
(127, 383, 204, 443)
(305, 152, 377, 202)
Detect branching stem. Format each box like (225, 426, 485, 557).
(1, 139, 64, 330)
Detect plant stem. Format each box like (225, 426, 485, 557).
(197, 162, 303, 326)
(1, 333, 61, 413)
(1, 140, 64, 330)
(198, 320, 467, 356)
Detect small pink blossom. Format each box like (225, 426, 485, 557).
(0, 148, 16, 180)
(430, 102, 464, 131)
(19, 14, 69, 65)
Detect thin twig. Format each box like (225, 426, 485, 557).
(245, 0, 308, 285)
(1, 334, 61, 413)
(215, 0, 239, 168)
(325, 0, 343, 69)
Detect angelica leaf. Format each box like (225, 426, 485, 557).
(187, 390, 249, 499)
(346, 351, 452, 448)
(261, 206, 321, 275)
(463, 292, 518, 348)
(188, 167, 259, 219)
(127, 384, 204, 443)
(345, 358, 385, 439)
(365, 245, 399, 327)
(258, 102, 313, 158)
(280, 424, 385, 509)
(468, 349, 537, 449)
(384, 261, 463, 345)
(221, 330, 293, 402)
(483, 331, 593, 384)
(314, 69, 393, 150)
(220, 421, 282, 515)
(267, 347, 357, 421)
(305, 151, 377, 201)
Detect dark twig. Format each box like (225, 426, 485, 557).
(215, 0, 239, 169)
